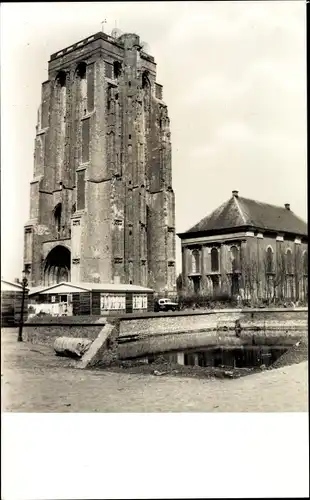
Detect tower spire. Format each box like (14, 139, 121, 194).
(101, 19, 107, 33)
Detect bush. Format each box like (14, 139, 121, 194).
(178, 292, 236, 310)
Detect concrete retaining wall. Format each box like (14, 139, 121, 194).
(117, 308, 308, 359)
(119, 308, 308, 337)
(22, 308, 308, 364)
(23, 316, 106, 346)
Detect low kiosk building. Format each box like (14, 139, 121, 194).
(28, 282, 154, 316)
(1, 279, 29, 326)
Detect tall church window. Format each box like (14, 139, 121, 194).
(302, 250, 308, 299)
(211, 247, 219, 272)
(266, 247, 274, 273)
(231, 245, 240, 272)
(286, 249, 293, 274)
(303, 250, 308, 275)
(191, 250, 200, 273)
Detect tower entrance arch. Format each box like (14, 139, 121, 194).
(44, 245, 71, 285)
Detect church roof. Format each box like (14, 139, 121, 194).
(178, 191, 307, 238)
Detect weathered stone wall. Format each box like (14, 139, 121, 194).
(24, 32, 176, 293)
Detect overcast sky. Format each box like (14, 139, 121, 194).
(1, 1, 307, 281)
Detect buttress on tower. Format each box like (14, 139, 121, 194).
(23, 31, 176, 294)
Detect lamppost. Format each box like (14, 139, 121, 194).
(17, 270, 28, 342)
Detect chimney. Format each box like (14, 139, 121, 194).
(232, 190, 239, 198)
(285, 203, 290, 211)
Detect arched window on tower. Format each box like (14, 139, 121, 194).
(76, 61, 86, 80)
(106, 84, 112, 111)
(142, 70, 150, 89)
(76, 62, 87, 115)
(53, 203, 62, 238)
(191, 250, 200, 274)
(55, 71, 66, 88)
(211, 247, 219, 272)
(286, 249, 293, 274)
(266, 247, 274, 273)
(113, 61, 122, 79)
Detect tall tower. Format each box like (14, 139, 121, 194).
(23, 31, 176, 293)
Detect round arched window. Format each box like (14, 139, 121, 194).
(211, 248, 219, 272)
(191, 250, 200, 273)
(266, 247, 273, 273)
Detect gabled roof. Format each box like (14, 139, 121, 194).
(29, 281, 154, 296)
(1, 279, 26, 292)
(178, 193, 307, 238)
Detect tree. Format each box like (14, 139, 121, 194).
(240, 246, 260, 303)
(273, 247, 286, 301)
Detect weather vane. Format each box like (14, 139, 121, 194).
(101, 19, 107, 32)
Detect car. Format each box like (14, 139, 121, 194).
(154, 297, 179, 312)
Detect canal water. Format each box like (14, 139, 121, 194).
(148, 346, 288, 368)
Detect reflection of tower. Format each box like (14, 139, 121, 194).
(23, 31, 176, 293)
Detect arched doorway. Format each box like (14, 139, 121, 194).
(44, 245, 71, 285)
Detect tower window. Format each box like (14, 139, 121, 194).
(54, 203, 62, 235)
(113, 61, 122, 78)
(142, 70, 150, 89)
(82, 118, 90, 163)
(55, 71, 66, 88)
(77, 170, 85, 210)
(76, 62, 87, 79)
(128, 81, 131, 87)
(107, 85, 112, 110)
(87, 62, 95, 112)
(104, 62, 113, 79)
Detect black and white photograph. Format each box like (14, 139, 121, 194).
(1, 1, 308, 498)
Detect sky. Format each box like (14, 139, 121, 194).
(0, 1, 307, 281)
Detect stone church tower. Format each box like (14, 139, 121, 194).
(23, 31, 176, 293)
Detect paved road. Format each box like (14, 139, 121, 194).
(1, 328, 308, 412)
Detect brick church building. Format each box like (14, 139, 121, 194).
(23, 31, 176, 294)
(178, 191, 308, 302)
